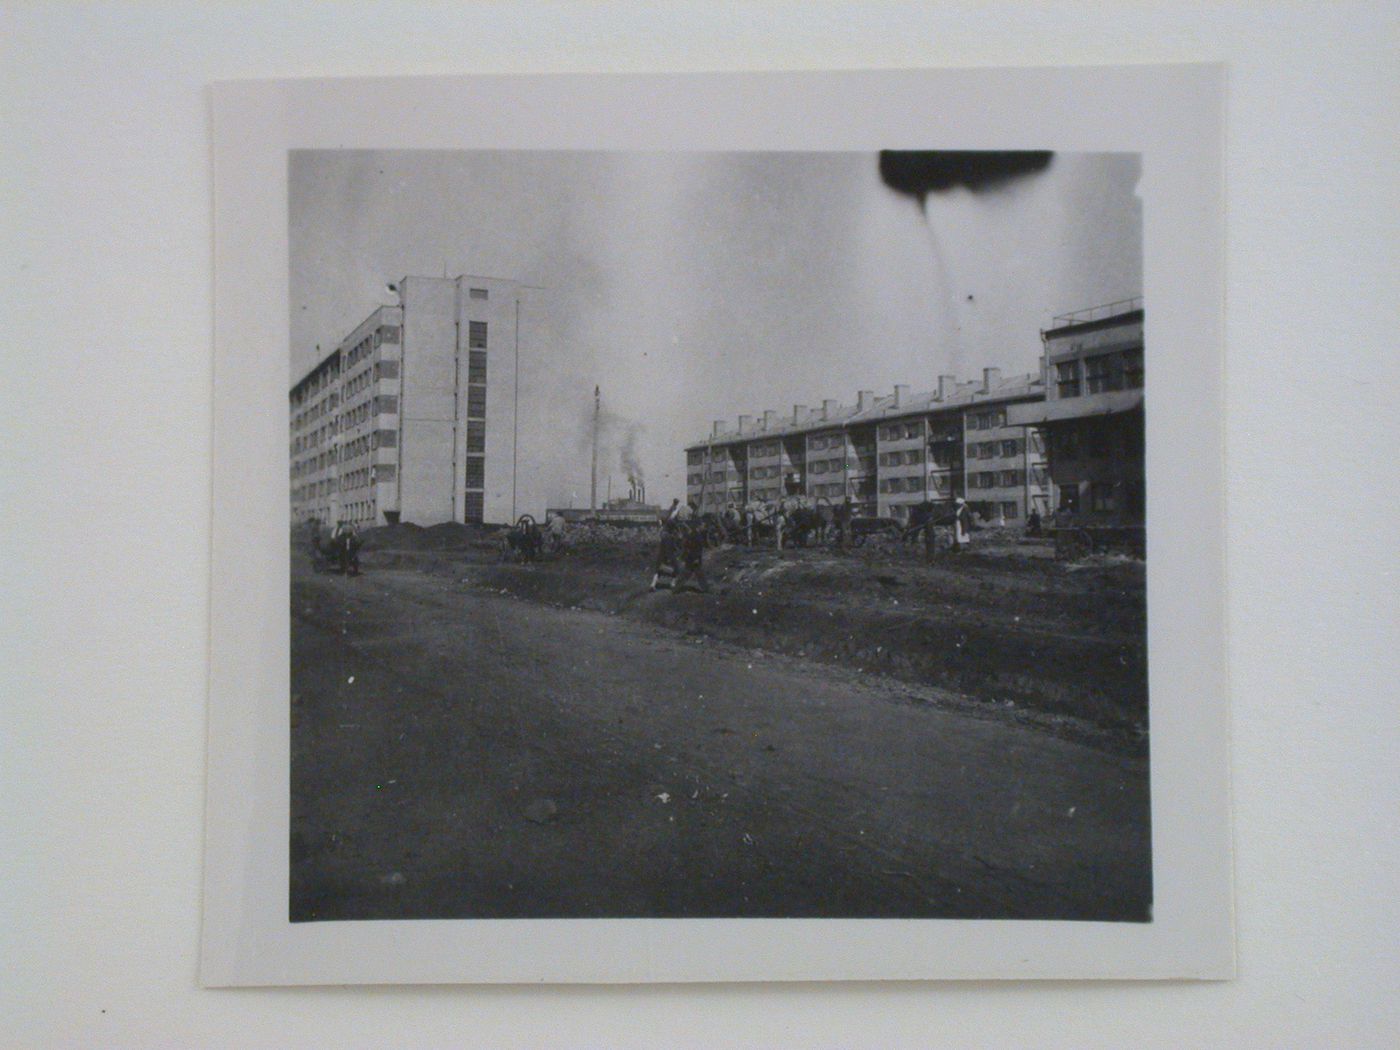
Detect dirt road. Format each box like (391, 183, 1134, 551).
(291, 559, 1150, 921)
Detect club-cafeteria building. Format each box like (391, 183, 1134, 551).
(289, 275, 521, 527)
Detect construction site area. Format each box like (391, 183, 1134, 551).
(291, 517, 1150, 922)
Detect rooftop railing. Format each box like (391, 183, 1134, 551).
(1050, 296, 1144, 328)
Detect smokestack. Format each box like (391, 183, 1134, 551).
(590, 385, 600, 514)
(764, 409, 778, 430)
(937, 375, 957, 401)
(738, 414, 753, 433)
(982, 367, 1001, 393)
(893, 384, 910, 408)
(858, 390, 875, 412)
(822, 399, 838, 420)
(793, 404, 807, 424)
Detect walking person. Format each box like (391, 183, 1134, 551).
(650, 516, 682, 591)
(673, 522, 711, 593)
(952, 497, 973, 554)
(835, 496, 853, 551)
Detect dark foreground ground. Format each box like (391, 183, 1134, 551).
(291, 527, 1150, 921)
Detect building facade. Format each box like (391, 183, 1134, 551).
(686, 369, 1054, 523)
(1008, 300, 1144, 521)
(290, 274, 520, 527)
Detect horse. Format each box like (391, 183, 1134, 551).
(504, 514, 544, 563)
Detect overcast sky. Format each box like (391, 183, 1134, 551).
(290, 150, 1140, 512)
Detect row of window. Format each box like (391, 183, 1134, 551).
(342, 500, 377, 524)
(969, 438, 1026, 460)
(879, 422, 924, 442)
(1055, 348, 1144, 398)
(968, 470, 1027, 490)
(878, 449, 923, 467)
(808, 433, 843, 451)
(966, 408, 1008, 431)
(878, 476, 927, 494)
(292, 392, 338, 433)
(338, 464, 398, 492)
(292, 361, 341, 403)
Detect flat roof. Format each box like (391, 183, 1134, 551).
(685, 373, 1043, 451)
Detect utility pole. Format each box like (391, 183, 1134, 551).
(590, 385, 600, 518)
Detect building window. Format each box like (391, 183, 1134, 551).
(464, 491, 484, 523)
(466, 385, 487, 418)
(1002, 439, 1019, 457)
(376, 429, 397, 449)
(1085, 354, 1123, 394)
(466, 420, 485, 454)
(376, 359, 399, 380)
(1056, 360, 1081, 398)
(378, 325, 400, 345)
(468, 321, 488, 349)
(464, 456, 485, 488)
(999, 470, 1021, 487)
(374, 464, 396, 482)
(1123, 347, 1144, 389)
(1091, 482, 1117, 512)
(1002, 501, 1019, 520)
(375, 395, 398, 415)
(469, 287, 488, 300)
(468, 350, 487, 384)
(1060, 429, 1080, 459)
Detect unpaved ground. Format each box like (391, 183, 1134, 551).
(357, 524, 1149, 744)
(292, 546, 1151, 921)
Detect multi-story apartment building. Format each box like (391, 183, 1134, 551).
(289, 274, 521, 527)
(1008, 299, 1144, 521)
(686, 368, 1053, 523)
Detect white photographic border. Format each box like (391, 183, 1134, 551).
(202, 65, 1230, 985)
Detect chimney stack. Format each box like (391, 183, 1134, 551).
(858, 389, 875, 412)
(893, 384, 910, 408)
(937, 374, 957, 401)
(822, 399, 839, 420)
(793, 404, 807, 424)
(764, 409, 778, 430)
(982, 367, 1001, 393)
(738, 414, 752, 433)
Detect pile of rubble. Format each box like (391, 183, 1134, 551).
(564, 522, 658, 548)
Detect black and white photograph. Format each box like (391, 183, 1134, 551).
(287, 147, 1149, 923)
